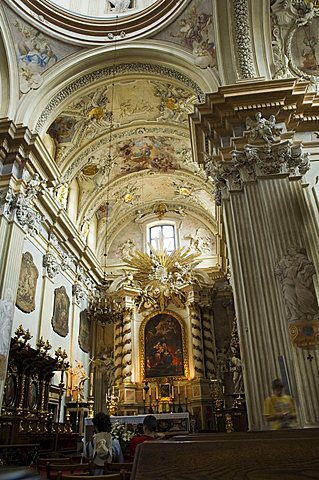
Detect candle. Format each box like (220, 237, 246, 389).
(155, 386, 158, 399)
(106, 393, 108, 403)
(143, 388, 145, 400)
(112, 386, 115, 394)
(171, 386, 174, 398)
(178, 382, 180, 394)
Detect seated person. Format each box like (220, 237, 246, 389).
(128, 415, 164, 457)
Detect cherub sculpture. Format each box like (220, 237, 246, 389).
(245, 112, 280, 144)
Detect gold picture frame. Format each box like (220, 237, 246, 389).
(140, 310, 189, 383)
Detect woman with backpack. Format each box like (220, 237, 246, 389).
(90, 412, 113, 474)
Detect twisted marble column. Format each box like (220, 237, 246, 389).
(114, 317, 123, 385)
(121, 307, 133, 384)
(201, 306, 216, 379)
(189, 302, 205, 378)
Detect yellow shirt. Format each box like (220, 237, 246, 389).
(263, 394, 296, 430)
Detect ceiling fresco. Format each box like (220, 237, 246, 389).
(45, 68, 215, 241)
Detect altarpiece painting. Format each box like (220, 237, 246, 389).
(143, 312, 187, 380)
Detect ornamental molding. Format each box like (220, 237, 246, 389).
(35, 63, 204, 133)
(14, 193, 43, 236)
(49, 233, 76, 272)
(72, 283, 87, 304)
(233, 0, 256, 79)
(43, 253, 61, 279)
(206, 141, 310, 205)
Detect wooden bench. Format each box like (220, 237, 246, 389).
(131, 429, 319, 479)
(104, 462, 133, 480)
(46, 462, 93, 480)
(59, 475, 121, 480)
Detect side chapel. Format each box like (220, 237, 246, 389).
(0, 0, 319, 453)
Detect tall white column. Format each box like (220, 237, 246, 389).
(211, 139, 319, 430)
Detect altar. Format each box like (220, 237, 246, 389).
(84, 412, 190, 444)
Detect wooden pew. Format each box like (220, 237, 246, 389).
(104, 462, 133, 480)
(46, 462, 93, 480)
(131, 429, 319, 479)
(59, 476, 121, 480)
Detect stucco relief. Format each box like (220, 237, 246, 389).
(271, 0, 319, 91)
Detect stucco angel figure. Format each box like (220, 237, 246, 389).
(68, 360, 88, 402)
(107, 0, 130, 13)
(245, 112, 279, 144)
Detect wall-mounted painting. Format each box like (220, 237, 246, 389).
(51, 286, 70, 337)
(16, 252, 39, 313)
(79, 310, 91, 353)
(142, 312, 188, 381)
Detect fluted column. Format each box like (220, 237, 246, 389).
(188, 301, 205, 378)
(208, 136, 319, 430)
(121, 307, 133, 384)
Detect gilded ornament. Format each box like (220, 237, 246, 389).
(88, 107, 104, 120)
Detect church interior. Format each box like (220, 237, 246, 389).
(0, 0, 319, 476)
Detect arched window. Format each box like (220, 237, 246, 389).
(149, 224, 176, 253)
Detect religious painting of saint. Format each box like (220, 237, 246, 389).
(16, 252, 39, 313)
(28, 381, 38, 410)
(144, 312, 185, 380)
(79, 310, 91, 353)
(51, 286, 70, 337)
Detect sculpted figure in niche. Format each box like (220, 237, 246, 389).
(230, 349, 244, 394)
(275, 246, 319, 323)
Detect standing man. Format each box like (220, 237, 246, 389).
(263, 378, 297, 430)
